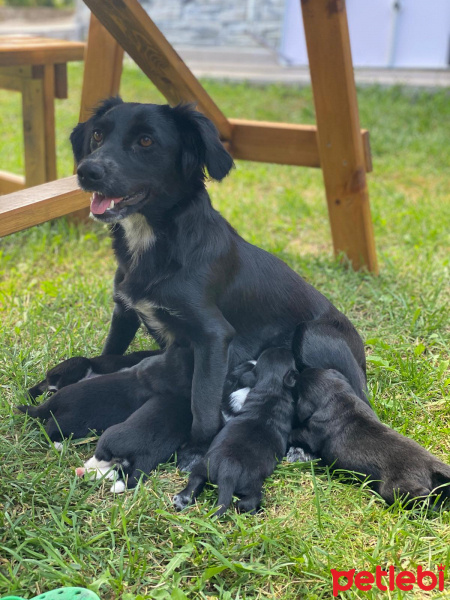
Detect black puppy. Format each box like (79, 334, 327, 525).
(27, 350, 160, 399)
(80, 345, 193, 491)
(173, 348, 298, 515)
(62, 97, 367, 470)
(289, 368, 450, 506)
(18, 348, 189, 444)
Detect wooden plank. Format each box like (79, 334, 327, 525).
(79, 14, 124, 123)
(0, 171, 25, 195)
(22, 76, 47, 187)
(0, 36, 85, 67)
(301, 0, 378, 272)
(54, 63, 68, 99)
(42, 64, 57, 182)
(83, 0, 232, 140)
(229, 118, 372, 171)
(0, 176, 90, 237)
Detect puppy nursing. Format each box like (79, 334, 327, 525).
(290, 368, 450, 506)
(174, 348, 298, 515)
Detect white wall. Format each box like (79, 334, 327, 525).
(279, 0, 450, 69)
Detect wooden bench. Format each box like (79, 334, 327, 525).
(0, 35, 85, 194)
(0, 0, 378, 272)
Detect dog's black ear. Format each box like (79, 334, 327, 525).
(239, 369, 257, 389)
(70, 96, 124, 163)
(283, 369, 300, 389)
(170, 104, 234, 182)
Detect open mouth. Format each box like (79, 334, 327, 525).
(90, 190, 148, 216)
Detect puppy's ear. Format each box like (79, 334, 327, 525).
(170, 104, 234, 182)
(239, 369, 257, 389)
(296, 399, 315, 424)
(70, 96, 124, 164)
(283, 369, 300, 390)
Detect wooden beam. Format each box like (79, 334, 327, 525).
(78, 14, 124, 123)
(229, 118, 372, 171)
(0, 171, 25, 195)
(83, 0, 232, 140)
(0, 176, 90, 237)
(302, 0, 377, 272)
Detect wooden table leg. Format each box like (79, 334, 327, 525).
(22, 75, 48, 187)
(301, 0, 378, 272)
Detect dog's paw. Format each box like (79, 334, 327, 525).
(286, 446, 315, 463)
(173, 492, 191, 511)
(177, 442, 208, 472)
(110, 480, 126, 494)
(83, 455, 117, 480)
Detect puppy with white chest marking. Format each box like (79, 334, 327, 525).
(289, 368, 450, 506)
(173, 348, 298, 515)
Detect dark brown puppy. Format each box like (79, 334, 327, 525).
(174, 348, 298, 515)
(289, 368, 450, 506)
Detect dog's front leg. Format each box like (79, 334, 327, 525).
(178, 316, 235, 471)
(102, 300, 141, 355)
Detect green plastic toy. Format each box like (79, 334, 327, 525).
(0, 587, 100, 600)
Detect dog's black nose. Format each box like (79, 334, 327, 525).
(77, 161, 105, 185)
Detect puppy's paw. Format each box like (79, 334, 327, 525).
(286, 446, 315, 463)
(110, 480, 126, 494)
(84, 455, 116, 480)
(173, 492, 191, 511)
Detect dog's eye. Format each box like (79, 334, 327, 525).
(92, 130, 103, 143)
(139, 136, 153, 147)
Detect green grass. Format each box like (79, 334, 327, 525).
(0, 64, 449, 599)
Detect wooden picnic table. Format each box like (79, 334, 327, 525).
(0, 35, 85, 194)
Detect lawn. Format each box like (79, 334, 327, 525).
(0, 64, 449, 600)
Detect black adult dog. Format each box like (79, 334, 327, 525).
(30, 97, 367, 471)
(174, 348, 298, 515)
(289, 368, 450, 506)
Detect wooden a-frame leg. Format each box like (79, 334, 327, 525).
(22, 65, 57, 187)
(301, 0, 378, 272)
(70, 13, 124, 220)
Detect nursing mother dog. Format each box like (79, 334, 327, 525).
(50, 97, 368, 477)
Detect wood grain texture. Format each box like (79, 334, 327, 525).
(302, 0, 378, 272)
(229, 118, 372, 171)
(22, 76, 47, 187)
(42, 64, 57, 182)
(0, 171, 25, 194)
(78, 14, 124, 123)
(0, 36, 85, 67)
(83, 0, 232, 140)
(0, 176, 90, 236)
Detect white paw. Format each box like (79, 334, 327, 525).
(110, 480, 126, 494)
(53, 442, 63, 452)
(286, 447, 315, 463)
(83, 455, 116, 480)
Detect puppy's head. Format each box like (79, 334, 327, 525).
(296, 368, 350, 423)
(243, 347, 299, 393)
(71, 98, 234, 223)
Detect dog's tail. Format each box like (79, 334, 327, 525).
(214, 463, 241, 516)
(16, 397, 53, 419)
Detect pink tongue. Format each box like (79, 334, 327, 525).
(90, 192, 123, 215)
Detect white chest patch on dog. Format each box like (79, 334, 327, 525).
(134, 299, 175, 346)
(229, 387, 250, 412)
(120, 213, 155, 269)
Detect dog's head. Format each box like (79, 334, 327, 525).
(70, 98, 234, 223)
